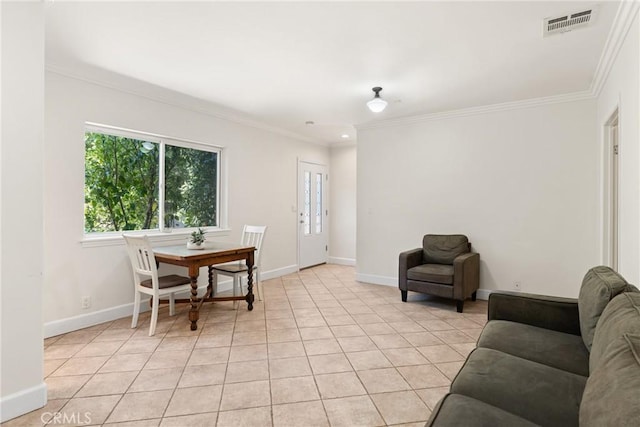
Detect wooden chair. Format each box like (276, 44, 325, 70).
(212, 225, 267, 307)
(123, 234, 191, 336)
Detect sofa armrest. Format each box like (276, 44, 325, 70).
(488, 291, 581, 335)
(453, 252, 479, 300)
(399, 248, 423, 290)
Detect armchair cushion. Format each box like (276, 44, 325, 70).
(423, 234, 469, 265)
(407, 264, 454, 284)
(578, 265, 634, 351)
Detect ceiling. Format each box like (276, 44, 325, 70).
(45, 1, 619, 145)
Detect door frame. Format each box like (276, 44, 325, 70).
(603, 107, 619, 270)
(296, 159, 329, 270)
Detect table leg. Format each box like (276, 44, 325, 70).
(207, 265, 214, 297)
(245, 251, 255, 311)
(188, 266, 200, 330)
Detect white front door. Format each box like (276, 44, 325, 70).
(298, 161, 328, 269)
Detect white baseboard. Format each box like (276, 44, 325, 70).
(0, 382, 47, 423)
(328, 257, 356, 266)
(44, 300, 149, 338)
(356, 273, 397, 287)
(262, 264, 299, 280)
(476, 289, 492, 300)
(355, 273, 491, 301)
(44, 264, 298, 338)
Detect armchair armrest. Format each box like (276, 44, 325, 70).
(488, 291, 581, 335)
(399, 248, 423, 290)
(453, 252, 479, 300)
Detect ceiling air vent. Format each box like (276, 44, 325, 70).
(543, 8, 595, 37)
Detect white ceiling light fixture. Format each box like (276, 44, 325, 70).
(367, 87, 388, 113)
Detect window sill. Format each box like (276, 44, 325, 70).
(80, 228, 232, 248)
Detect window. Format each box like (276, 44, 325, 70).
(84, 125, 220, 234)
(303, 171, 311, 235)
(315, 172, 322, 233)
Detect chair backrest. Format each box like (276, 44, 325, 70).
(422, 234, 470, 265)
(241, 225, 267, 267)
(123, 234, 159, 289)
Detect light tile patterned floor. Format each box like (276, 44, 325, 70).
(5, 264, 487, 427)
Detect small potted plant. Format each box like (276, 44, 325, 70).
(187, 228, 206, 250)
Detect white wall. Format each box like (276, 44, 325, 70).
(596, 13, 639, 284)
(356, 99, 599, 298)
(0, 2, 47, 422)
(44, 71, 329, 333)
(329, 144, 357, 265)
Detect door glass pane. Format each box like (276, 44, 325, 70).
(315, 173, 322, 233)
(304, 171, 311, 235)
(164, 145, 218, 228)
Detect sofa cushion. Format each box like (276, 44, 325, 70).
(578, 266, 633, 351)
(590, 292, 640, 372)
(451, 348, 586, 427)
(423, 234, 469, 265)
(580, 334, 640, 427)
(407, 264, 454, 284)
(427, 393, 538, 427)
(477, 320, 589, 376)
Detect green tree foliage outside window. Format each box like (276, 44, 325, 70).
(164, 145, 217, 229)
(84, 131, 218, 233)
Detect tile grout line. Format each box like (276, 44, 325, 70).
(31, 265, 488, 427)
(300, 269, 335, 427)
(288, 270, 335, 426)
(99, 308, 177, 425)
(48, 324, 130, 426)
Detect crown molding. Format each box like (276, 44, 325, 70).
(48, 1, 638, 139)
(355, 90, 594, 131)
(591, 0, 640, 97)
(45, 62, 325, 146)
(357, 1, 639, 132)
(329, 140, 357, 149)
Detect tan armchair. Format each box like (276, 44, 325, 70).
(399, 234, 479, 313)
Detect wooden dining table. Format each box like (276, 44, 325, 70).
(153, 242, 256, 331)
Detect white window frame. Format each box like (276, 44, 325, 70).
(82, 122, 228, 247)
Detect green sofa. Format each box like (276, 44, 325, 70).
(426, 266, 640, 426)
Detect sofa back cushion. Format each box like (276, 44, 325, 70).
(423, 234, 469, 265)
(578, 266, 634, 351)
(589, 292, 640, 373)
(580, 333, 640, 426)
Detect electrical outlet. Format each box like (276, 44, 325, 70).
(514, 282, 522, 292)
(81, 296, 91, 309)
